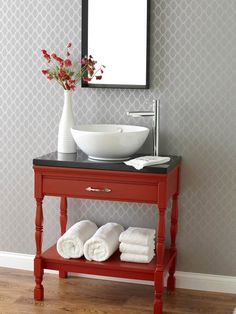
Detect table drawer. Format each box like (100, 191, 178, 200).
(43, 177, 158, 203)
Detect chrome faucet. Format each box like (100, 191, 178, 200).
(127, 99, 160, 156)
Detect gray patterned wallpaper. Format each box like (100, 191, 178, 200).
(0, 0, 236, 276)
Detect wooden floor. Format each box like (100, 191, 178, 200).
(0, 268, 235, 314)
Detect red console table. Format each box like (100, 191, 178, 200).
(33, 152, 181, 314)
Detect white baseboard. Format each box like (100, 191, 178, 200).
(0, 251, 236, 294)
(0, 251, 34, 271)
(175, 271, 236, 294)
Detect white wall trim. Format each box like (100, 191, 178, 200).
(0, 251, 34, 271)
(175, 271, 236, 294)
(1, 251, 236, 294)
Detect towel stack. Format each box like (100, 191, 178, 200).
(119, 227, 156, 263)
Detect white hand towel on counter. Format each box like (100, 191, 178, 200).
(119, 227, 156, 246)
(124, 156, 170, 170)
(84, 223, 124, 262)
(119, 241, 155, 255)
(120, 252, 154, 263)
(57, 220, 98, 259)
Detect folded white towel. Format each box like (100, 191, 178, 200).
(124, 156, 170, 170)
(84, 223, 124, 262)
(120, 252, 154, 263)
(57, 220, 98, 259)
(119, 227, 156, 246)
(119, 241, 155, 255)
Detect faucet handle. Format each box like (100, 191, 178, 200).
(127, 110, 154, 117)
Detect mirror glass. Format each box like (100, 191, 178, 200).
(82, 0, 149, 89)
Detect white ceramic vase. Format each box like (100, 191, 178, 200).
(57, 90, 76, 153)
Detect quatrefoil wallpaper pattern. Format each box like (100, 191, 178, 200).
(0, 0, 235, 275)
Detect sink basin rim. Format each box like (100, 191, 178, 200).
(72, 124, 123, 134)
(72, 124, 149, 134)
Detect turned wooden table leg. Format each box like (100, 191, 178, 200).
(59, 196, 68, 279)
(34, 197, 44, 301)
(154, 206, 166, 314)
(167, 194, 179, 291)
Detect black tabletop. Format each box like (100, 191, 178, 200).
(33, 151, 181, 174)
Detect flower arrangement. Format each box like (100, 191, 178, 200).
(41, 43, 105, 91)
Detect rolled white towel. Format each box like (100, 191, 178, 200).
(119, 227, 156, 246)
(57, 220, 98, 259)
(119, 241, 155, 255)
(120, 252, 154, 263)
(84, 222, 124, 262)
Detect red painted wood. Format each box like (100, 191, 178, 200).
(59, 196, 68, 279)
(34, 197, 44, 301)
(42, 176, 159, 203)
(154, 206, 166, 314)
(33, 165, 166, 181)
(33, 163, 181, 313)
(60, 196, 67, 235)
(166, 167, 179, 200)
(167, 194, 179, 291)
(41, 245, 176, 281)
(167, 166, 180, 292)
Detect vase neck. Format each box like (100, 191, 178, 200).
(64, 89, 72, 98)
(63, 90, 72, 108)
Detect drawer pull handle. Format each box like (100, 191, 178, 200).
(85, 187, 112, 193)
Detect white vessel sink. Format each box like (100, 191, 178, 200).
(71, 124, 149, 161)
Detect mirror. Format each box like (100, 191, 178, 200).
(82, 0, 150, 89)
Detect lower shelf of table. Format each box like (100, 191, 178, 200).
(41, 245, 176, 281)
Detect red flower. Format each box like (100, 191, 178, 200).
(88, 69, 94, 76)
(66, 51, 70, 57)
(42, 69, 49, 75)
(41, 49, 47, 55)
(81, 57, 86, 65)
(67, 43, 72, 48)
(57, 58, 64, 65)
(58, 68, 65, 75)
(52, 53, 64, 65)
(51, 53, 57, 59)
(64, 59, 72, 67)
(95, 75, 102, 80)
(43, 53, 50, 61)
(83, 76, 92, 82)
(65, 78, 76, 91)
(65, 82, 71, 90)
(47, 75, 53, 80)
(58, 68, 70, 81)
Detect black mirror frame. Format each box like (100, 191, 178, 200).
(81, 0, 150, 89)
